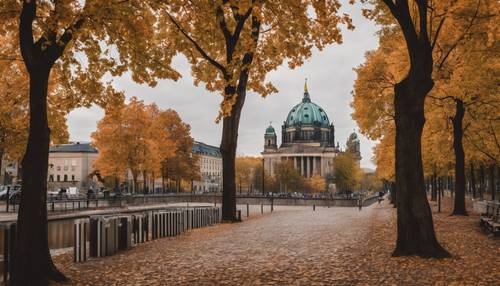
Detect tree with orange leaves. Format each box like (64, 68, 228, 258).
(163, 0, 353, 221)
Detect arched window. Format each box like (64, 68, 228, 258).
(57, 175, 60, 182)
(267, 139, 271, 146)
(64, 175, 68, 182)
(49, 175, 54, 182)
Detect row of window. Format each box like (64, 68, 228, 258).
(52, 166, 76, 171)
(48, 174, 76, 182)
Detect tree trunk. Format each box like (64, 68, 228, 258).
(392, 77, 449, 258)
(470, 162, 477, 198)
(11, 69, 66, 285)
(431, 171, 437, 201)
(0, 148, 4, 185)
(452, 99, 467, 215)
(390, 181, 397, 207)
(479, 165, 485, 199)
(220, 87, 246, 222)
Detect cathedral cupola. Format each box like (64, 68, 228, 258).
(264, 123, 277, 150)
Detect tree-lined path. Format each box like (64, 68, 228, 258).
(54, 200, 499, 285)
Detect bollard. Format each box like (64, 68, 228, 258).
(247, 203, 249, 217)
(313, 204, 316, 211)
(118, 216, 132, 250)
(261, 204, 263, 214)
(74, 219, 88, 262)
(271, 201, 274, 212)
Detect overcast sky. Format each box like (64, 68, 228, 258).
(67, 1, 380, 169)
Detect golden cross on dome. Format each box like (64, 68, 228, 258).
(304, 78, 308, 93)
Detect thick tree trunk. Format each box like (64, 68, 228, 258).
(392, 77, 449, 258)
(452, 99, 467, 215)
(11, 69, 67, 285)
(221, 87, 246, 222)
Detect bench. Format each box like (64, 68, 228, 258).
(480, 201, 500, 236)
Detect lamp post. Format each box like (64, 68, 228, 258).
(261, 158, 265, 196)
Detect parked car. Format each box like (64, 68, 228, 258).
(0, 186, 9, 199)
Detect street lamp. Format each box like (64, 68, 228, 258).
(261, 158, 265, 196)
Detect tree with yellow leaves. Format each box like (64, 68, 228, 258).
(333, 152, 361, 194)
(356, 0, 498, 257)
(0, 1, 180, 281)
(235, 156, 261, 193)
(305, 175, 327, 194)
(273, 160, 304, 193)
(163, 0, 353, 221)
(93, 98, 182, 193)
(160, 111, 200, 193)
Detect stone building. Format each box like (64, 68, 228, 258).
(262, 81, 361, 179)
(192, 141, 222, 193)
(47, 142, 99, 191)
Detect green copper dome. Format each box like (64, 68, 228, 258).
(265, 125, 276, 135)
(285, 84, 330, 127)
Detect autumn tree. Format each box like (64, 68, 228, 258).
(93, 98, 182, 193)
(333, 152, 361, 194)
(0, 0, 180, 283)
(274, 160, 303, 193)
(356, 0, 498, 257)
(305, 175, 327, 194)
(161, 112, 200, 192)
(0, 35, 69, 183)
(163, 0, 353, 221)
(235, 156, 261, 193)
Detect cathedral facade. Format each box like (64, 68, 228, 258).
(262, 82, 360, 180)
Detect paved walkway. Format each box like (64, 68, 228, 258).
(55, 205, 377, 285)
(54, 200, 500, 285)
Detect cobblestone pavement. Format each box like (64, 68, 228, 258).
(53, 200, 500, 285)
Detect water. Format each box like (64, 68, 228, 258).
(0, 219, 78, 255)
(0, 203, 274, 256)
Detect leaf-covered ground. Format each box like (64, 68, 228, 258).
(53, 198, 499, 285)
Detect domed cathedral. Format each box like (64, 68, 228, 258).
(262, 81, 341, 178)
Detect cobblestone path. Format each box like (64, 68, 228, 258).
(54, 200, 500, 285)
(55, 205, 380, 285)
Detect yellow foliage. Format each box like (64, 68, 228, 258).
(353, 0, 500, 178)
(163, 0, 353, 119)
(91, 98, 193, 186)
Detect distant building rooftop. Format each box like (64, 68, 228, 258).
(49, 142, 98, 153)
(192, 141, 221, 157)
